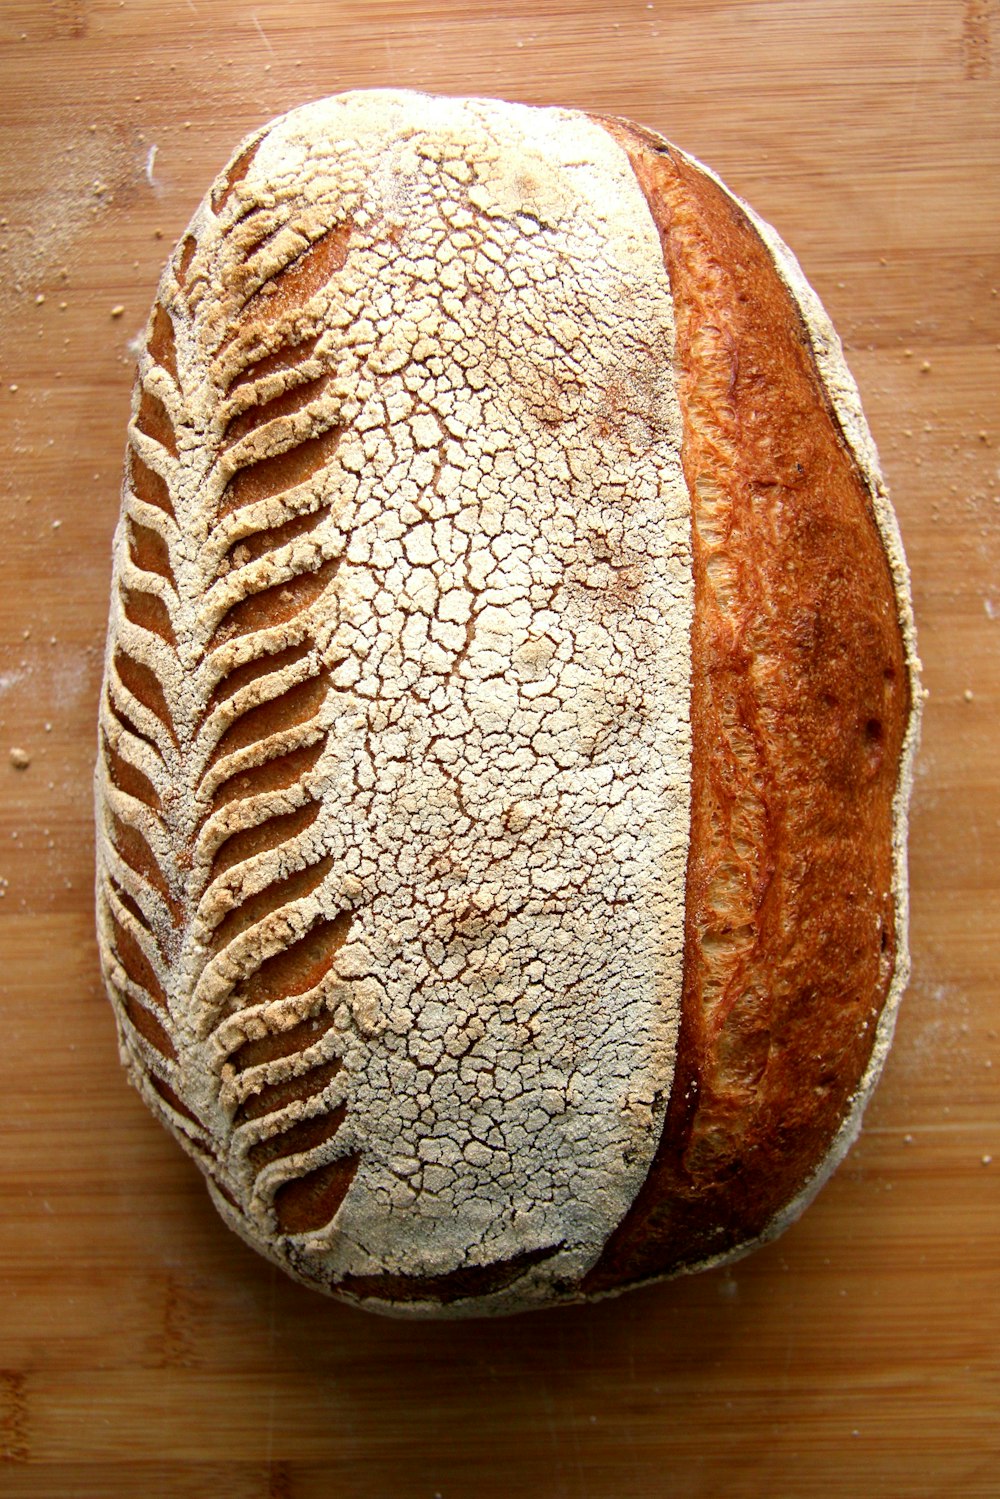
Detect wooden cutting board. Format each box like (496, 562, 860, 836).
(1, 3, 997, 1495)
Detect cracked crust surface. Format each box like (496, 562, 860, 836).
(95, 90, 918, 1317)
(96, 92, 693, 1313)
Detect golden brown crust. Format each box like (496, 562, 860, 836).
(584, 123, 911, 1292)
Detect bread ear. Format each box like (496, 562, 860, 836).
(582, 122, 917, 1294)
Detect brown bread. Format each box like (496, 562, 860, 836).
(95, 92, 919, 1316)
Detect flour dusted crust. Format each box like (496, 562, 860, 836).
(95, 91, 919, 1316)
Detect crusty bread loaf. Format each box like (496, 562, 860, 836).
(95, 90, 920, 1316)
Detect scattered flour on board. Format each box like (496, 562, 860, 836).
(0, 125, 138, 336)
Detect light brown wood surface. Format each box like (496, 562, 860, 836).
(1, 3, 997, 1495)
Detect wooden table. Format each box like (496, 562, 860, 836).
(1, 3, 997, 1494)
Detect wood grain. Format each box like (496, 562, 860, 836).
(0, 2, 997, 1495)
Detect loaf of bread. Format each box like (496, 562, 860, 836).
(95, 91, 919, 1316)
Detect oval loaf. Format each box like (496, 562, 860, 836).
(95, 90, 920, 1317)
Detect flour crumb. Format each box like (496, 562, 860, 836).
(9, 747, 30, 770)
